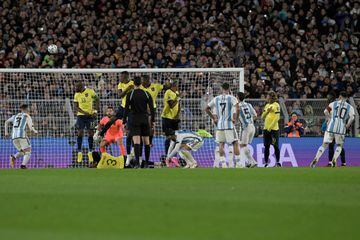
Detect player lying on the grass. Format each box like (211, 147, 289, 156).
(4, 104, 38, 169)
(165, 129, 204, 168)
(235, 92, 258, 168)
(96, 106, 126, 156)
(310, 91, 355, 168)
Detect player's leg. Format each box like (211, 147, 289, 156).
(162, 118, 171, 154)
(19, 138, 32, 169)
(141, 136, 151, 168)
(230, 129, 241, 168)
(116, 137, 126, 156)
(340, 147, 346, 166)
(131, 121, 143, 168)
(328, 140, 335, 166)
(263, 130, 271, 167)
(215, 130, 226, 168)
(10, 139, 24, 168)
(86, 117, 95, 163)
(245, 125, 257, 167)
(310, 132, 331, 167)
(179, 149, 197, 168)
(272, 130, 281, 167)
(99, 138, 111, 153)
(76, 116, 85, 163)
(331, 135, 345, 167)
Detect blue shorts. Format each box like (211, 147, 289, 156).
(76, 116, 94, 130)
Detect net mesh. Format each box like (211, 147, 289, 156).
(0, 69, 243, 168)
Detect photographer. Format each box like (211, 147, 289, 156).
(285, 113, 304, 138)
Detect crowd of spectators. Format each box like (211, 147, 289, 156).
(0, 0, 359, 100)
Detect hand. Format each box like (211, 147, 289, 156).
(232, 118, 236, 124)
(213, 116, 218, 124)
(266, 107, 273, 113)
(93, 131, 102, 143)
(345, 124, 351, 129)
(4, 133, 9, 138)
(33, 129, 38, 134)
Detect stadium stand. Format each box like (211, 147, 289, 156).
(0, 0, 358, 100)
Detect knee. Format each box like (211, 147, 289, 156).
(78, 130, 84, 137)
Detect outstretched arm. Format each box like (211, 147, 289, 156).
(4, 116, 14, 137)
(26, 115, 38, 133)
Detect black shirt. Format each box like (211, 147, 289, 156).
(123, 88, 155, 123)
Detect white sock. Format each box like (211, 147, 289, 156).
(332, 146, 342, 164)
(214, 146, 220, 167)
(126, 155, 132, 165)
(219, 156, 227, 168)
(228, 145, 234, 168)
(244, 147, 256, 165)
(314, 146, 326, 161)
(22, 152, 31, 166)
(14, 152, 24, 159)
(234, 154, 241, 167)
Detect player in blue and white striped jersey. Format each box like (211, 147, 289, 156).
(235, 92, 257, 168)
(205, 83, 241, 168)
(310, 92, 355, 167)
(4, 104, 38, 169)
(165, 129, 204, 168)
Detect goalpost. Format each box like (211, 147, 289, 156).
(0, 68, 244, 168)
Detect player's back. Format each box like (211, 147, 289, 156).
(238, 101, 256, 127)
(327, 100, 354, 135)
(11, 112, 28, 139)
(213, 94, 237, 130)
(176, 130, 203, 144)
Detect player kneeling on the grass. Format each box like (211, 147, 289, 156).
(97, 106, 126, 156)
(235, 92, 257, 168)
(165, 129, 203, 168)
(310, 91, 355, 168)
(4, 104, 38, 169)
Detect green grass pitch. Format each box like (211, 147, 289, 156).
(0, 168, 360, 240)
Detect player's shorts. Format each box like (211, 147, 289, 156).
(216, 129, 238, 144)
(186, 140, 204, 151)
(12, 138, 31, 151)
(323, 131, 345, 145)
(129, 115, 150, 136)
(76, 116, 94, 130)
(263, 130, 279, 147)
(239, 124, 255, 145)
(162, 117, 180, 133)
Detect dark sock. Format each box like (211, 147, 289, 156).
(134, 144, 141, 163)
(77, 136, 83, 152)
(165, 139, 170, 154)
(126, 137, 132, 155)
(274, 146, 280, 163)
(145, 145, 151, 163)
(341, 148, 346, 164)
(140, 141, 143, 158)
(88, 136, 94, 151)
(264, 145, 270, 164)
(329, 142, 334, 162)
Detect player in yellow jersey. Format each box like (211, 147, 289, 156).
(74, 82, 99, 163)
(161, 81, 181, 154)
(261, 92, 281, 167)
(141, 75, 169, 146)
(117, 71, 134, 112)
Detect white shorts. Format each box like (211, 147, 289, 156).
(186, 140, 204, 151)
(216, 129, 238, 144)
(323, 132, 345, 145)
(12, 138, 31, 151)
(239, 124, 255, 145)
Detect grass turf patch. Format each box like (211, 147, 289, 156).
(0, 168, 359, 240)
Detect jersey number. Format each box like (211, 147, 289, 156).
(243, 108, 251, 119)
(220, 102, 226, 115)
(13, 116, 22, 128)
(334, 106, 347, 119)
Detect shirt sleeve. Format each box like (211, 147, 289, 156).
(156, 83, 163, 91)
(117, 83, 122, 90)
(74, 93, 79, 102)
(250, 104, 257, 117)
(274, 103, 280, 114)
(26, 115, 36, 132)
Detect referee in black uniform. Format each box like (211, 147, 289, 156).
(123, 76, 155, 168)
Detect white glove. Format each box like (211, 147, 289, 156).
(93, 130, 102, 144)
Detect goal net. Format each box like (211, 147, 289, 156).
(0, 68, 244, 168)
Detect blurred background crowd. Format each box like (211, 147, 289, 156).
(0, 0, 359, 99)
